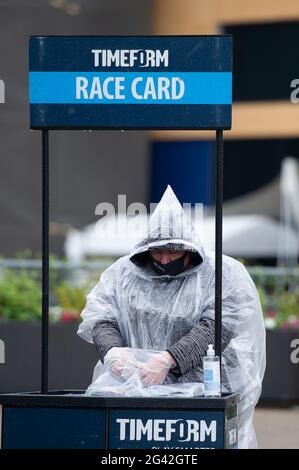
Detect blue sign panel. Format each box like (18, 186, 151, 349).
(108, 409, 224, 449)
(29, 36, 232, 130)
(3, 407, 106, 449)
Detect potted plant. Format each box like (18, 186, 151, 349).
(0, 267, 98, 393)
(258, 283, 299, 404)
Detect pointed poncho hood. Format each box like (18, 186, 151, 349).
(129, 185, 205, 273)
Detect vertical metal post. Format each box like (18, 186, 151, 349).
(42, 129, 49, 394)
(215, 130, 223, 370)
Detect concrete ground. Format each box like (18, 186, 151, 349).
(254, 406, 299, 449)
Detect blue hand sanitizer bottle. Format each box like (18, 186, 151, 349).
(203, 344, 221, 397)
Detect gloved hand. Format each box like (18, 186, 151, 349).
(139, 351, 177, 386)
(104, 347, 137, 377)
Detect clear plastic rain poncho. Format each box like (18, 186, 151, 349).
(86, 348, 204, 398)
(78, 186, 266, 449)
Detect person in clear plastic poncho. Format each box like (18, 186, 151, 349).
(78, 186, 266, 449)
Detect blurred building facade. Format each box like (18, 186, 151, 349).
(151, 0, 299, 231)
(1, 0, 299, 258)
(0, 0, 151, 256)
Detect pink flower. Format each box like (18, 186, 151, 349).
(61, 310, 79, 322)
(280, 321, 290, 331)
(289, 317, 299, 329)
(266, 309, 277, 318)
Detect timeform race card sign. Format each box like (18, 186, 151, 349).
(29, 36, 232, 130)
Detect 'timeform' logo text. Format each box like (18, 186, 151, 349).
(0, 79, 4, 103)
(92, 49, 169, 68)
(116, 418, 217, 442)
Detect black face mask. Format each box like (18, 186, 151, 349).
(150, 252, 188, 277)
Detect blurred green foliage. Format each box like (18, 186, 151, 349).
(0, 269, 41, 321)
(0, 267, 93, 323)
(54, 281, 86, 312)
(255, 283, 299, 330)
(0, 255, 298, 329)
(0, 251, 98, 322)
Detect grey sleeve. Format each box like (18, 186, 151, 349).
(91, 320, 124, 361)
(166, 318, 234, 376)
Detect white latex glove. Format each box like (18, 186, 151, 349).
(139, 351, 177, 386)
(104, 347, 137, 377)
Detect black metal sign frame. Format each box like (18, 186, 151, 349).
(40, 129, 224, 393)
(33, 35, 231, 394)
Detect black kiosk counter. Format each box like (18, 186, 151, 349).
(0, 392, 239, 449)
(0, 36, 236, 450)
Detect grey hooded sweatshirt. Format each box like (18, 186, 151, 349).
(78, 185, 266, 448)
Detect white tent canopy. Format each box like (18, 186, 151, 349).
(64, 157, 299, 262)
(201, 215, 298, 258)
(64, 213, 299, 261)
